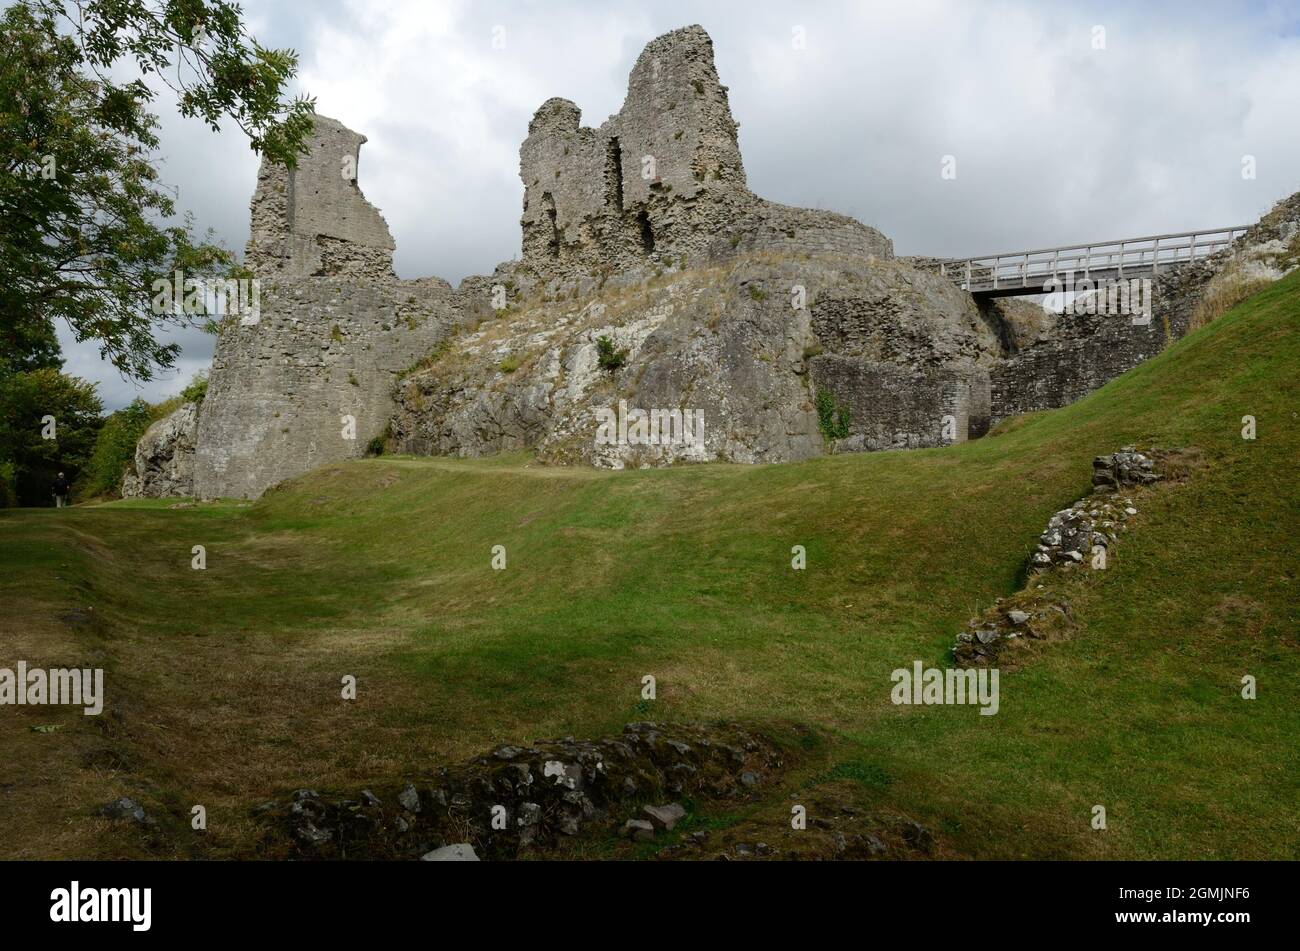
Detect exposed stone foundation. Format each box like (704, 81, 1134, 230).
(953, 447, 1169, 668)
(257, 721, 786, 860)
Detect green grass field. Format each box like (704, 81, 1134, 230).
(2, 272, 1296, 860)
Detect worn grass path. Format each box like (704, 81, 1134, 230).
(2, 273, 1296, 859)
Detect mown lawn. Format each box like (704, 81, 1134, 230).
(1, 272, 1296, 860)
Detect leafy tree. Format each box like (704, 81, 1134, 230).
(76, 396, 155, 499)
(180, 368, 208, 404)
(0, 1, 314, 381)
(0, 318, 62, 376)
(0, 367, 103, 505)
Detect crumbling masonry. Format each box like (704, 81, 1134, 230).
(123, 25, 1300, 498)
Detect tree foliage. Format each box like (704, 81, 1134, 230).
(76, 395, 154, 499)
(596, 335, 628, 372)
(0, 1, 314, 381)
(0, 367, 103, 505)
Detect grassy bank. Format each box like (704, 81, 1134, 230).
(2, 272, 1296, 859)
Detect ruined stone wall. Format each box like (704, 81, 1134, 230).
(810, 356, 989, 449)
(809, 262, 999, 370)
(986, 190, 1300, 424)
(519, 25, 890, 289)
(988, 317, 1163, 424)
(194, 277, 460, 498)
(245, 115, 396, 281)
(174, 26, 1298, 497)
(191, 115, 462, 499)
(720, 203, 895, 261)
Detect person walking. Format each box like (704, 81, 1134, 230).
(52, 472, 70, 508)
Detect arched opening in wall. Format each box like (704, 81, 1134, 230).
(541, 192, 560, 258)
(605, 137, 624, 212)
(637, 210, 655, 254)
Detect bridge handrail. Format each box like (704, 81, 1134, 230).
(919, 224, 1253, 293)
(944, 239, 1238, 274)
(921, 225, 1251, 268)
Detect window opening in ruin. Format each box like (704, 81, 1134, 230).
(542, 192, 560, 258)
(637, 209, 655, 253)
(606, 137, 624, 212)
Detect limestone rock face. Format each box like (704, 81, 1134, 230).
(121, 402, 198, 498)
(391, 255, 995, 467)
(980, 298, 1058, 353)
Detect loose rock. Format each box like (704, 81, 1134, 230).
(421, 843, 479, 861)
(643, 803, 687, 831)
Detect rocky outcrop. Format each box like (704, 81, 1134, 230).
(256, 721, 786, 860)
(980, 297, 1058, 353)
(121, 402, 198, 498)
(1156, 191, 1300, 336)
(392, 254, 996, 467)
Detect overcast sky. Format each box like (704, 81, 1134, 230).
(58, 0, 1300, 410)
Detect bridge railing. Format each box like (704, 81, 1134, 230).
(920, 225, 1252, 293)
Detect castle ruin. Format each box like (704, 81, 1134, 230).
(122, 25, 1299, 499)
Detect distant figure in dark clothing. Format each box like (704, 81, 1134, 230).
(52, 472, 70, 508)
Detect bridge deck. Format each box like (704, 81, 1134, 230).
(917, 225, 1250, 298)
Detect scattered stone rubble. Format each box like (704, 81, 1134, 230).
(257, 721, 784, 860)
(98, 797, 155, 827)
(953, 448, 1164, 667)
(652, 802, 935, 861)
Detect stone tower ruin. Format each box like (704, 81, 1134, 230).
(190, 117, 462, 499)
(519, 26, 892, 283)
(244, 115, 396, 281)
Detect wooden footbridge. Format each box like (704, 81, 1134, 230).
(918, 225, 1251, 298)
